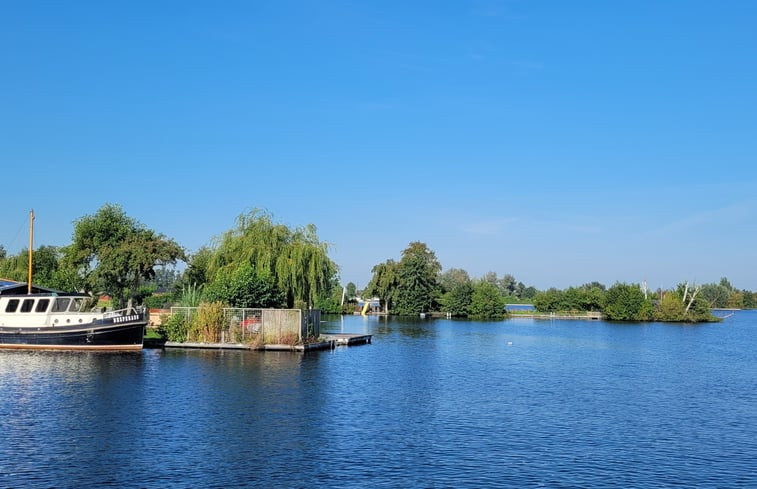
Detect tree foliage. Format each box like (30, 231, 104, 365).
(440, 281, 474, 317)
(65, 203, 185, 308)
(207, 209, 337, 308)
(469, 280, 507, 320)
(439, 268, 471, 293)
(603, 283, 654, 321)
(364, 259, 399, 314)
(393, 242, 441, 316)
(202, 263, 285, 308)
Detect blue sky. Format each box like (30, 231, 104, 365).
(2, 1, 756, 291)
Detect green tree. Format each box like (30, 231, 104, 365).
(0, 245, 71, 291)
(727, 291, 745, 309)
(203, 263, 285, 308)
(208, 209, 337, 308)
(364, 259, 399, 314)
(66, 203, 185, 308)
(439, 268, 471, 293)
(313, 281, 344, 314)
(741, 290, 757, 309)
(700, 283, 729, 308)
(498, 274, 517, 296)
(603, 283, 653, 321)
(181, 247, 213, 288)
(0, 249, 28, 282)
(533, 288, 564, 312)
(345, 282, 358, 299)
(32, 245, 62, 288)
(655, 291, 687, 321)
(719, 277, 734, 291)
(580, 281, 606, 291)
(675, 283, 715, 322)
(393, 242, 441, 316)
(469, 280, 507, 320)
(521, 286, 538, 299)
(440, 281, 474, 317)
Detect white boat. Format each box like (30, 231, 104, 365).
(0, 280, 146, 350)
(0, 210, 145, 350)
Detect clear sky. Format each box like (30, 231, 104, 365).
(2, 1, 756, 291)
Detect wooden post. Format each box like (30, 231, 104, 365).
(27, 209, 34, 294)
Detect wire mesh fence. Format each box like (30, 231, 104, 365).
(169, 307, 319, 344)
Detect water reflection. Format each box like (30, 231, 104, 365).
(1, 312, 756, 487)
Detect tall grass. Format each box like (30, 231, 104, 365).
(179, 283, 203, 307)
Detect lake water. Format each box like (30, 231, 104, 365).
(2, 312, 756, 488)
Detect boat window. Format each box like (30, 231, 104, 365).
(35, 299, 50, 313)
(70, 298, 87, 312)
(52, 298, 71, 312)
(20, 299, 35, 313)
(5, 299, 19, 313)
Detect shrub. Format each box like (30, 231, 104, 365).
(159, 313, 188, 343)
(192, 301, 226, 343)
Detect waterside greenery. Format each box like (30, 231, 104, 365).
(1, 204, 756, 324)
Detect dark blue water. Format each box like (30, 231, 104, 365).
(2, 312, 757, 488)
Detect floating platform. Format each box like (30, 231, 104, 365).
(509, 312, 603, 320)
(322, 333, 372, 346)
(264, 340, 334, 352)
(163, 341, 250, 350)
(147, 334, 372, 352)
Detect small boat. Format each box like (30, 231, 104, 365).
(0, 210, 146, 350)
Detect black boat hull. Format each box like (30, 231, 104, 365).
(0, 317, 145, 350)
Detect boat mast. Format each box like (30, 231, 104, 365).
(28, 209, 34, 294)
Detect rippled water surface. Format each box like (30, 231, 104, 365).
(2, 312, 757, 488)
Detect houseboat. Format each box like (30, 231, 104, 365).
(0, 280, 146, 350)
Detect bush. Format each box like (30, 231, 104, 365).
(192, 301, 226, 343)
(143, 294, 173, 309)
(203, 265, 285, 308)
(469, 281, 507, 320)
(159, 313, 188, 343)
(655, 292, 686, 321)
(604, 283, 653, 321)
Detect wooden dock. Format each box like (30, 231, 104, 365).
(509, 312, 603, 320)
(322, 333, 372, 346)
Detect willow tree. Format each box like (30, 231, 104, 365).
(0, 245, 72, 290)
(206, 209, 337, 308)
(364, 259, 399, 314)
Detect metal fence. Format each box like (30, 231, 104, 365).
(169, 307, 320, 344)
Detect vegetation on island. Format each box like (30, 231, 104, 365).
(1, 204, 756, 330)
(531, 278, 755, 322)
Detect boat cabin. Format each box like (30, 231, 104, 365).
(0, 294, 100, 328)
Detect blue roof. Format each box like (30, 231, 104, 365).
(0, 279, 21, 289)
(0, 280, 65, 295)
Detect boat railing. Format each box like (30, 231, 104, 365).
(103, 305, 146, 318)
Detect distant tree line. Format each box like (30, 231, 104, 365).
(361, 241, 536, 320)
